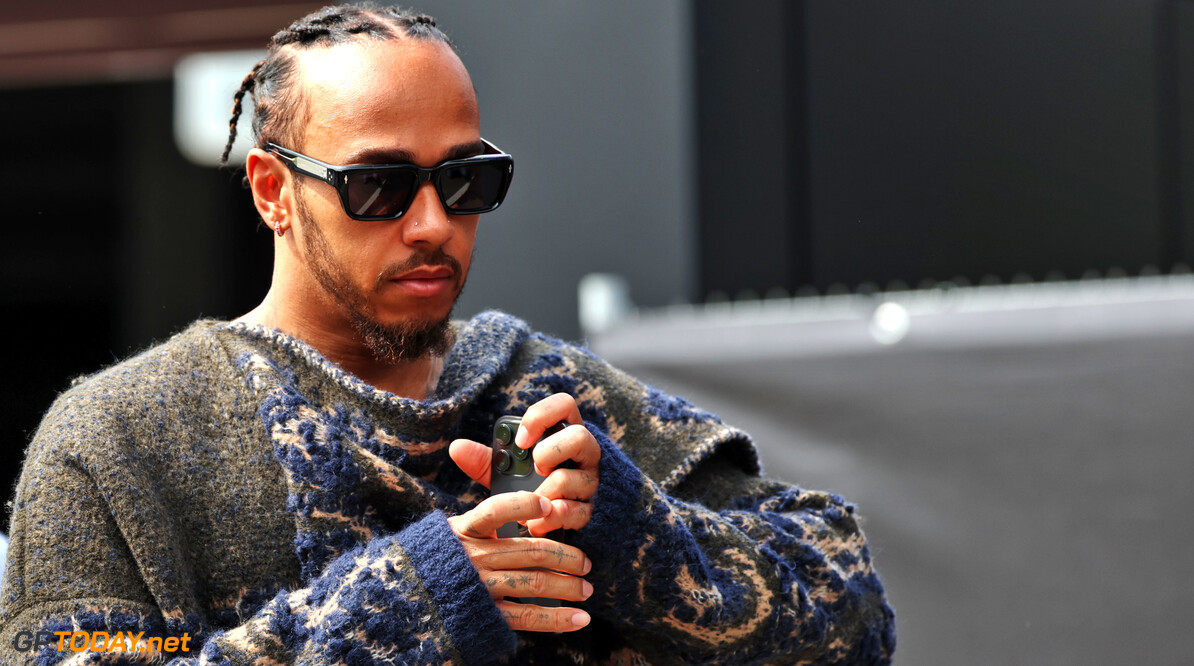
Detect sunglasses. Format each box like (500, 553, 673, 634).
(265, 139, 514, 221)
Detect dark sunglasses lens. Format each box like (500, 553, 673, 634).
(345, 169, 416, 219)
(439, 161, 509, 212)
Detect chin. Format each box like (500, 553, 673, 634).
(353, 306, 456, 363)
(370, 298, 454, 331)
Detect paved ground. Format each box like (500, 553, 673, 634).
(592, 280, 1194, 665)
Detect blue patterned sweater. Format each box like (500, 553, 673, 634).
(0, 311, 894, 664)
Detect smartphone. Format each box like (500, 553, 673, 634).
(490, 414, 567, 606)
(490, 415, 567, 538)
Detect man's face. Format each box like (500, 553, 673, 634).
(288, 38, 483, 360)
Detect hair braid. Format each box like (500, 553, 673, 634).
(220, 59, 265, 166)
(218, 3, 454, 166)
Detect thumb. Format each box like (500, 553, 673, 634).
(449, 439, 493, 489)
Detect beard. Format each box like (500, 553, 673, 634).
(295, 191, 461, 364)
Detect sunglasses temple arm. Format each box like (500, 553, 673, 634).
(273, 149, 336, 186)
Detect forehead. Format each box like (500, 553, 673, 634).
(294, 38, 480, 164)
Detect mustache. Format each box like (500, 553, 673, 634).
(374, 249, 463, 287)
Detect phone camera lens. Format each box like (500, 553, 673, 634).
(495, 423, 514, 444)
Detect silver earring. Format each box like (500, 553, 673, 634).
(413, 221, 420, 227)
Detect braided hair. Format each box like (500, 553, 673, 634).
(219, 3, 454, 165)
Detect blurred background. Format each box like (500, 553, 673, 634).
(3, 1, 1193, 663)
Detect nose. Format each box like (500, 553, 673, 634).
(401, 181, 454, 247)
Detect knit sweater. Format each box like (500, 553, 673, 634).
(0, 311, 895, 665)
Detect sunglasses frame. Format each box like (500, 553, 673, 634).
(264, 139, 513, 221)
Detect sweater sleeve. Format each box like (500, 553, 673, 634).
(568, 427, 896, 666)
(0, 383, 517, 666)
(0, 508, 516, 666)
(202, 510, 516, 665)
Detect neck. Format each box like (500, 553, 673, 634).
(238, 290, 445, 400)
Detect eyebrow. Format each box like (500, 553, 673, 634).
(342, 140, 486, 166)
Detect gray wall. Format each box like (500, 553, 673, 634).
(803, 0, 1175, 285)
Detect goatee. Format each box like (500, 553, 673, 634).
(349, 309, 455, 364)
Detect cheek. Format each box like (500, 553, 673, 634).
(452, 219, 480, 271)
(302, 183, 342, 220)
(302, 198, 386, 276)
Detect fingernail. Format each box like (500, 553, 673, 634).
(582, 557, 592, 575)
(514, 424, 527, 447)
(539, 496, 552, 515)
(570, 610, 591, 627)
(582, 580, 593, 598)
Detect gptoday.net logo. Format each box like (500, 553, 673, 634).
(11, 630, 192, 655)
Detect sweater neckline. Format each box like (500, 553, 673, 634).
(215, 309, 531, 418)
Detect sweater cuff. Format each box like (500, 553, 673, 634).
(400, 510, 519, 665)
(569, 426, 654, 580)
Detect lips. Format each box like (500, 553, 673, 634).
(388, 265, 455, 297)
(394, 266, 454, 281)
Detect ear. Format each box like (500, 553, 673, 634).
(246, 147, 294, 234)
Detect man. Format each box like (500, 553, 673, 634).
(0, 5, 894, 664)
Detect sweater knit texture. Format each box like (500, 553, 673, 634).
(0, 310, 895, 665)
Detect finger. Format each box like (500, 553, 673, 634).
(534, 467, 598, 503)
(532, 425, 600, 476)
(449, 438, 492, 489)
(452, 492, 550, 538)
(481, 567, 594, 603)
(496, 600, 592, 633)
(516, 393, 583, 448)
(526, 499, 592, 535)
(472, 536, 591, 576)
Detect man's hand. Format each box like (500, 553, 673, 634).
(446, 492, 593, 632)
(518, 393, 601, 536)
(447, 394, 603, 631)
